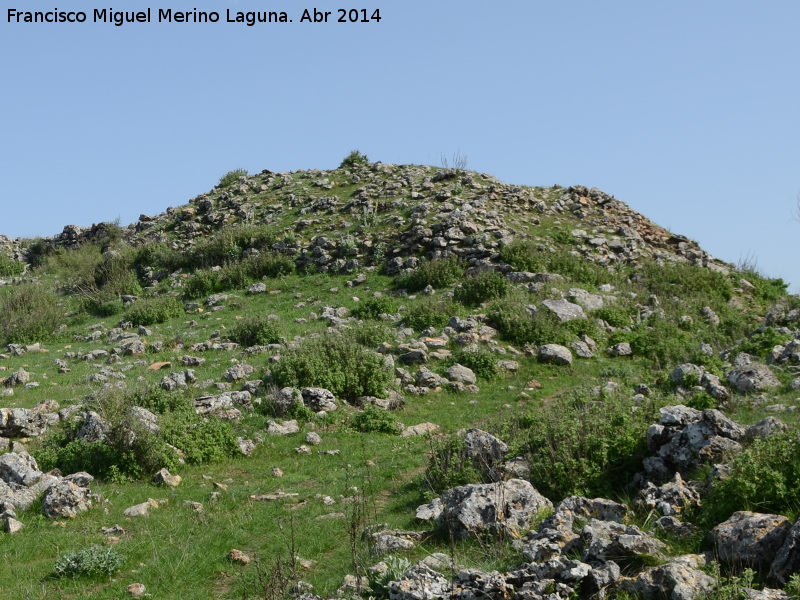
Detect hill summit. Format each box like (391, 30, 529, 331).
(0, 158, 798, 600)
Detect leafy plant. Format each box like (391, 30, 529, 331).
(449, 350, 498, 381)
(340, 149, 370, 168)
(218, 168, 249, 188)
(0, 254, 24, 277)
(270, 330, 392, 400)
(229, 315, 281, 347)
(352, 296, 397, 320)
(53, 545, 125, 579)
(369, 555, 411, 598)
(699, 432, 800, 527)
(0, 282, 63, 344)
(352, 405, 401, 434)
(424, 435, 484, 497)
(403, 298, 460, 332)
(454, 270, 509, 307)
(395, 257, 465, 292)
(123, 295, 184, 325)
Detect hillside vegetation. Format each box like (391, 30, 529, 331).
(0, 157, 799, 600)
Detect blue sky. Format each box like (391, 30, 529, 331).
(2, 1, 798, 290)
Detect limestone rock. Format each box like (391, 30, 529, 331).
(712, 511, 792, 570)
(538, 344, 573, 366)
(41, 479, 92, 518)
(727, 363, 780, 394)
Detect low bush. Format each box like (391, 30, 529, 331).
(488, 297, 571, 347)
(133, 241, 184, 275)
(593, 305, 631, 328)
(245, 252, 294, 278)
(0, 283, 63, 344)
(218, 168, 249, 188)
(351, 296, 397, 320)
(424, 436, 484, 497)
(54, 545, 124, 579)
(449, 350, 498, 381)
(520, 389, 658, 500)
(123, 295, 183, 326)
(699, 432, 800, 526)
(183, 269, 220, 299)
(229, 315, 281, 347)
(395, 257, 465, 292)
(454, 270, 509, 307)
(219, 261, 251, 291)
(349, 322, 394, 349)
(737, 327, 792, 360)
(270, 331, 392, 400)
(352, 406, 401, 434)
(0, 254, 24, 277)
(339, 149, 370, 168)
(403, 298, 460, 332)
(498, 240, 546, 273)
(160, 413, 240, 464)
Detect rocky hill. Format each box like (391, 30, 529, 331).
(0, 157, 798, 600)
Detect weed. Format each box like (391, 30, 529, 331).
(123, 295, 184, 326)
(352, 296, 397, 320)
(0, 282, 63, 344)
(0, 254, 24, 276)
(396, 257, 465, 292)
(229, 315, 281, 347)
(403, 297, 460, 332)
(352, 406, 402, 435)
(53, 545, 125, 579)
(219, 168, 249, 188)
(454, 270, 510, 307)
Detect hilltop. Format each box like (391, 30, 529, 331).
(0, 155, 799, 600)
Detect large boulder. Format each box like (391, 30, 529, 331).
(542, 299, 586, 322)
(768, 517, 800, 587)
(436, 479, 552, 539)
(538, 344, 573, 366)
(618, 555, 714, 600)
(41, 479, 92, 518)
(712, 511, 792, 570)
(301, 388, 338, 411)
(726, 363, 781, 394)
(0, 452, 44, 487)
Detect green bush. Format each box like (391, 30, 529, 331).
(403, 298, 460, 332)
(614, 317, 694, 368)
(593, 305, 631, 328)
(123, 295, 183, 326)
(424, 436, 484, 496)
(737, 327, 792, 360)
(699, 433, 800, 526)
(352, 296, 397, 320)
(270, 331, 392, 400)
(349, 322, 394, 348)
(219, 261, 251, 291)
(0, 283, 63, 344)
(639, 261, 733, 304)
(218, 168, 249, 188)
(0, 254, 24, 277)
(229, 315, 281, 347)
(183, 269, 220, 300)
(369, 556, 411, 598)
(245, 252, 294, 278)
(339, 149, 370, 168)
(498, 240, 546, 273)
(352, 406, 401, 434)
(160, 414, 240, 464)
(396, 257, 465, 292)
(454, 270, 510, 307)
(54, 545, 124, 579)
(488, 297, 572, 347)
(449, 350, 498, 381)
(521, 390, 658, 500)
(133, 241, 185, 275)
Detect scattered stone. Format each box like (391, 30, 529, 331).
(229, 549, 251, 565)
(267, 420, 299, 435)
(400, 423, 439, 437)
(126, 583, 147, 598)
(538, 344, 573, 366)
(153, 468, 182, 487)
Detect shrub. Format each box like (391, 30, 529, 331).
(54, 545, 124, 579)
(403, 298, 460, 332)
(521, 389, 658, 500)
(133, 241, 184, 275)
(160, 414, 240, 464)
(183, 269, 220, 299)
(245, 252, 294, 278)
(488, 297, 572, 347)
(0, 283, 63, 344)
(219, 261, 251, 291)
(339, 149, 370, 168)
(615, 317, 694, 368)
(270, 331, 392, 400)
(352, 406, 401, 434)
(737, 327, 792, 360)
(218, 168, 249, 188)
(229, 315, 281, 347)
(699, 433, 800, 527)
(123, 295, 183, 326)
(453, 270, 509, 307)
(351, 296, 397, 320)
(424, 436, 484, 496)
(498, 240, 546, 273)
(186, 229, 245, 270)
(450, 350, 498, 381)
(593, 306, 631, 328)
(369, 555, 411, 597)
(349, 322, 394, 348)
(638, 261, 733, 304)
(0, 254, 24, 277)
(395, 257, 465, 292)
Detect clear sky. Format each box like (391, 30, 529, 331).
(2, 1, 798, 290)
